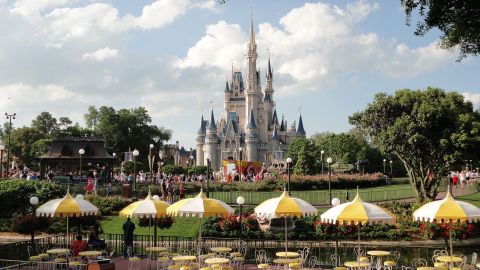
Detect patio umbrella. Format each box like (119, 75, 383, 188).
(36, 191, 98, 247)
(413, 186, 480, 257)
(254, 188, 318, 253)
(119, 190, 170, 246)
(320, 189, 395, 263)
(167, 188, 234, 241)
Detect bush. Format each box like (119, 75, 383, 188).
(11, 215, 51, 235)
(122, 161, 145, 174)
(162, 165, 186, 175)
(138, 216, 175, 229)
(418, 222, 478, 240)
(188, 166, 207, 175)
(87, 196, 129, 216)
(0, 180, 64, 219)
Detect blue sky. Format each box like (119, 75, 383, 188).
(0, 0, 479, 149)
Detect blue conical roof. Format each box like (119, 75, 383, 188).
(224, 80, 230, 92)
(207, 109, 217, 130)
(271, 124, 279, 140)
(246, 108, 257, 129)
(297, 115, 306, 135)
(280, 115, 285, 132)
(197, 115, 206, 134)
(267, 57, 273, 79)
(271, 110, 279, 126)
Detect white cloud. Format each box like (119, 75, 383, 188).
(463, 92, 480, 108)
(176, 0, 455, 95)
(82, 47, 118, 62)
(10, 0, 74, 16)
(134, 0, 190, 30)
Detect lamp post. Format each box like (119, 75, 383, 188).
(383, 159, 386, 174)
(5, 112, 15, 177)
(238, 147, 243, 181)
(236, 196, 245, 239)
(0, 143, 5, 179)
(327, 157, 333, 207)
(332, 197, 341, 266)
(389, 160, 393, 179)
(189, 155, 194, 167)
(79, 148, 85, 186)
(286, 157, 293, 196)
(149, 144, 156, 177)
(132, 149, 139, 191)
(29, 196, 39, 248)
(320, 150, 324, 174)
(206, 156, 210, 198)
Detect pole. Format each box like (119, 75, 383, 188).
(239, 151, 242, 181)
(0, 150, 3, 179)
(66, 216, 69, 249)
(335, 223, 339, 266)
(133, 156, 137, 191)
(5, 113, 15, 177)
(149, 217, 152, 247)
(79, 155, 83, 185)
(153, 217, 157, 247)
(321, 152, 324, 174)
(31, 205, 36, 248)
(239, 204, 243, 240)
(206, 159, 210, 198)
(287, 163, 291, 196)
(328, 163, 332, 207)
(284, 216, 288, 253)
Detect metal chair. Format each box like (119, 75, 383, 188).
(411, 258, 428, 268)
(254, 250, 271, 270)
(384, 251, 400, 270)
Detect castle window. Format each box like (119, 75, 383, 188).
(235, 93, 238, 97)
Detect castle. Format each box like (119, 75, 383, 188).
(195, 17, 306, 171)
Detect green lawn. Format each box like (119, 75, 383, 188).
(101, 216, 203, 237)
(457, 191, 480, 207)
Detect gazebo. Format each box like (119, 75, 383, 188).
(37, 137, 116, 182)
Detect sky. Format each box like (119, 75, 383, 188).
(1, 0, 480, 150)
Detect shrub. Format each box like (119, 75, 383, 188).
(138, 216, 175, 229)
(418, 222, 478, 240)
(11, 215, 51, 235)
(87, 196, 129, 216)
(162, 165, 186, 175)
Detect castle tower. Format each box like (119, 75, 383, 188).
(245, 108, 259, 161)
(204, 109, 219, 169)
(297, 114, 306, 138)
(264, 55, 275, 131)
(195, 115, 206, 166)
(224, 80, 231, 113)
(245, 13, 261, 128)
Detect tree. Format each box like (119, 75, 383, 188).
(401, 0, 480, 61)
(31, 112, 59, 138)
(58, 117, 72, 129)
(287, 138, 319, 175)
(349, 87, 480, 201)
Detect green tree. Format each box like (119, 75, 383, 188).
(287, 138, 319, 175)
(30, 139, 52, 159)
(8, 127, 42, 165)
(349, 87, 480, 201)
(401, 0, 480, 61)
(31, 112, 59, 137)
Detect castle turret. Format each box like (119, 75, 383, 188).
(297, 114, 306, 137)
(195, 115, 206, 166)
(224, 80, 231, 112)
(245, 13, 261, 129)
(204, 109, 219, 169)
(245, 108, 259, 162)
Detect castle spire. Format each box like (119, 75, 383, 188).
(267, 53, 273, 80)
(246, 108, 257, 129)
(197, 115, 206, 134)
(280, 114, 285, 132)
(224, 80, 230, 92)
(249, 9, 255, 50)
(207, 108, 217, 130)
(271, 124, 279, 140)
(297, 114, 306, 136)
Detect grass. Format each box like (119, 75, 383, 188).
(457, 191, 480, 207)
(101, 216, 203, 237)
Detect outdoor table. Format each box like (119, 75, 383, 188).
(416, 267, 436, 270)
(275, 252, 300, 258)
(146, 247, 168, 252)
(367, 250, 390, 269)
(273, 258, 299, 269)
(172, 255, 197, 266)
(344, 261, 370, 269)
(436, 256, 463, 263)
(78, 251, 102, 262)
(204, 257, 230, 265)
(46, 249, 69, 255)
(210, 247, 232, 253)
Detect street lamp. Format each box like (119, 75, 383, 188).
(206, 155, 211, 198)
(5, 112, 16, 177)
(148, 144, 156, 177)
(383, 159, 386, 174)
(236, 196, 245, 239)
(189, 155, 194, 167)
(389, 160, 393, 180)
(132, 149, 139, 191)
(29, 196, 39, 248)
(327, 157, 333, 207)
(79, 148, 85, 185)
(286, 157, 293, 196)
(320, 150, 324, 174)
(0, 143, 5, 179)
(238, 147, 243, 181)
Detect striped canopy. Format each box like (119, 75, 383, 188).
(119, 192, 170, 218)
(36, 192, 98, 217)
(254, 190, 318, 218)
(167, 190, 234, 218)
(413, 190, 480, 223)
(320, 192, 395, 225)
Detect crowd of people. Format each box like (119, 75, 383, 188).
(448, 170, 479, 187)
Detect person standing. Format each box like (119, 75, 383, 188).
(123, 217, 135, 258)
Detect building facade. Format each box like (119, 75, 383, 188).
(195, 17, 306, 171)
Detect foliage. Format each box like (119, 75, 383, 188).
(11, 215, 51, 235)
(349, 88, 480, 201)
(287, 138, 319, 175)
(30, 139, 52, 159)
(138, 216, 175, 229)
(418, 222, 478, 240)
(202, 214, 263, 239)
(87, 196, 129, 216)
(122, 161, 145, 175)
(0, 180, 64, 218)
(188, 166, 207, 174)
(401, 0, 480, 61)
(162, 165, 186, 175)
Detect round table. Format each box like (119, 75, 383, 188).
(275, 252, 299, 258)
(172, 256, 197, 262)
(46, 249, 69, 255)
(436, 256, 463, 263)
(210, 247, 232, 253)
(344, 261, 370, 268)
(367, 250, 390, 269)
(417, 267, 437, 270)
(78, 251, 102, 262)
(205, 258, 230, 265)
(146, 247, 167, 252)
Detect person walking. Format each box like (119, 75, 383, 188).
(122, 217, 135, 258)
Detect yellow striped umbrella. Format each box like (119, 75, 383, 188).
(36, 192, 98, 246)
(413, 186, 480, 258)
(320, 189, 395, 263)
(119, 191, 170, 246)
(167, 189, 234, 240)
(255, 189, 318, 252)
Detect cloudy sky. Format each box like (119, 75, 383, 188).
(1, 0, 479, 149)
